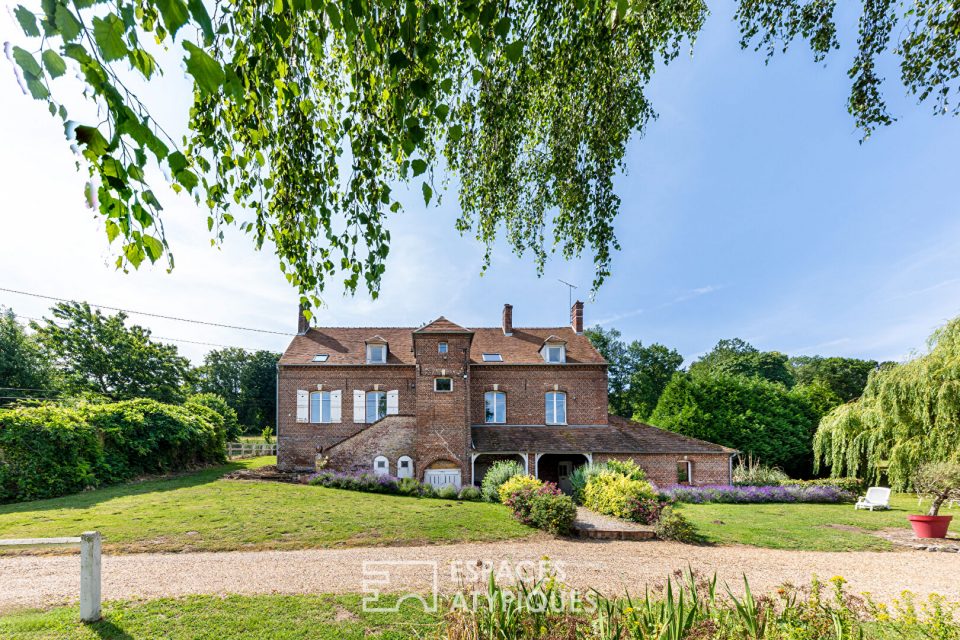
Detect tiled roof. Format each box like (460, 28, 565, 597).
(414, 316, 472, 333)
(471, 415, 736, 454)
(280, 325, 605, 365)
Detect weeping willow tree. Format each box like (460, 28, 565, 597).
(814, 317, 960, 490)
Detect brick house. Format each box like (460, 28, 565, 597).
(277, 302, 736, 490)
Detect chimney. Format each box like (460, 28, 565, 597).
(502, 303, 513, 336)
(570, 300, 584, 334)
(297, 303, 310, 335)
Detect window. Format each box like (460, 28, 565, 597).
(312, 354, 329, 362)
(434, 377, 453, 392)
(482, 353, 503, 362)
(438, 342, 448, 354)
(366, 344, 386, 363)
(366, 391, 387, 422)
(677, 460, 692, 485)
(545, 345, 565, 363)
(397, 455, 414, 479)
(484, 391, 506, 423)
(310, 391, 331, 423)
(373, 455, 389, 476)
(545, 391, 567, 425)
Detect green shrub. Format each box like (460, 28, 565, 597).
(481, 460, 525, 502)
(568, 462, 609, 504)
(498, 474, 543, 504)
(528, 492, 577, 535)
(654, 506, 700, 543)
(397, 477, 425, 496)
(458, 486, 481, 501)
(186, 393, 242, 442)
(582, 472, 656, 519)
(605, 459, 647, 481)
(733, 456, 790, 486)
(783, 477, 866, 494)
(436, 484, 459, 500)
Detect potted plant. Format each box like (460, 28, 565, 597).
(908, 462, 960, 539)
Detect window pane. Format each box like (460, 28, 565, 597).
(435, 378, 452, 392)
(485, 392, 495, 423)
(310, 392, 322, 423)
(496, 394, 506, 423)
(545, 393, 554, 424)
(366, 391, 386, 422)
(439, 342, 448, 353)
(556, 393, 566, 423)
(321, 392, 331, 422)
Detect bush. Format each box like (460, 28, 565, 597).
(732, 456, 790, 486)
(398, 477, 426, 497)
(186, 393, 242, 442)
(458, 486, 481, 501)
(498, 474, 544, 504)
(605, 459, 647, 481)
(626, 496, 669, 525)
(660, 484, 855, 504)
(528, 492, 577, 535)
(913, 462, 960, 516)
(568, 462, 609, 504)
(783, 477, 866, 494)
(481, 460, 525, 502)
(582, 472, 657, 519)
(654, 506, 700, 543)
(436, 484, 460, 500)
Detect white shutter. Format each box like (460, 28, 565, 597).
(386, 390, 399, 415)
(330, 390, 342, 423)
(296, 390, 309, 423)
(353, 390, 365, 423)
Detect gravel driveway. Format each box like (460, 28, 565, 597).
(2, 540, 959, 613)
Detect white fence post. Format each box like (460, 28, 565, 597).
(80, 531, 101, 622)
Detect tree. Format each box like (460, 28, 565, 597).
(585, 326, 682, 420)
(814, 317, 960, 490)
(194, 348, 249, 409)
(650, 371, 822, 476)
(31, 302, 190, 403)
(0, 308, 56, 405)
(789, 356, 879, 403)
(689, 338, 794, 387)
(13, 2, 954, 305)
(238, 351, 280, 432)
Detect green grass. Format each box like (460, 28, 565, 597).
(0, 594, 440, 639)
(676, 492, 954, 551)
(0, 457, 534, 553)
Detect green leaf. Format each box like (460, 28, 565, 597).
(155, 0, 190, 38)
(105, 220, 120, 243)
(14, 6, 40, 37)
(324, 4, 341, 29)
(167, 151, 188, 174)
(421, 181, 432, 206)
(74, 125, 109, 155)
(54, 4, 82, 42)
(411, 159, 427, 176)
(12, 47, 42, 77)
(183, 42, 223, 95)
(41, 50, 67, 78)
(92, 14, 128, 62)
(24, 75, 50, 99)
(504, 40, 524, 63)
(142, 235, 164, 261)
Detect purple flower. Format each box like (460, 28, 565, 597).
(659, 484, 854, 504)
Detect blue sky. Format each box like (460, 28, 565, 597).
(1, 2, 958, 364)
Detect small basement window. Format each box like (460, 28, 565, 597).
(312, 354, 329, 362)
(434, 377, 453, 392)
(438, 342, 448, 354)
(481, 353, 503, 362)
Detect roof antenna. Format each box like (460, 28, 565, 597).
(558, 279, 578, 310)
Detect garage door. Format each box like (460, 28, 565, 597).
(424, 469, 461, 490)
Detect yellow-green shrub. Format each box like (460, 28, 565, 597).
(498, 474, 543, 503)
(583, 472, 656, 519)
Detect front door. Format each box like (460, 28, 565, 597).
(557, 461, 573, 494)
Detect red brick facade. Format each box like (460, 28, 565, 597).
(277, 305, 735, 487)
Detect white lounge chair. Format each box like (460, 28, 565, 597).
(855, 487, 891, 511)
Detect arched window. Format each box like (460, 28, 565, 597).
(373, 456, 390, 476)
(484, 391, 506, 423)
(545, 391, 567, 425)
(397, 456, 414, 479)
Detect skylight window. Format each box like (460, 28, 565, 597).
(312, 354, 329, 362)
(482, 353, 503, 362)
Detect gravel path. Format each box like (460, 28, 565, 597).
(3, 540, 959, 613)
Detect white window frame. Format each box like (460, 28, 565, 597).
(544, 345, 566, 364)
(366, 390, 387, 423)
(481, 353, 503, 362)
(545, 391, 567, 425)
(373, 455, 389, 476)
(434, 377, 453, 392)
(310, 390, 331, 424)
(438, 341, 448, 354)
(312, 354, 329, 362)
(366, 344, 387, 364)
(484, 391, 506, 424)
(397, 455, 414, 479)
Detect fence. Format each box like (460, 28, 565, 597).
(0, 531, 101, 622)
(227, 442, 277, 459)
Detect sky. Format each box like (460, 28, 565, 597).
(1, 3, 959, 365)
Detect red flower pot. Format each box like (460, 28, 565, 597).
(908, 514, 953, 539)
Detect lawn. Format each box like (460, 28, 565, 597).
(0, 594, 439, 639)
(676, 492, 949, 551)
(0, 458, 534, 553)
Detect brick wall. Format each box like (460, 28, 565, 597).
(593, 453, 732, 487)
(469, 365, 608, 426)
(277, 365, 416, 470)
(323, 415, 417, 475)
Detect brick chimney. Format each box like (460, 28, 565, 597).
(297, 303, 310, 335)
(502, 303, 513, 336)
(570, 300, 584, 334)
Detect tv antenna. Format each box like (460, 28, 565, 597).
(558, 279, 578, 309)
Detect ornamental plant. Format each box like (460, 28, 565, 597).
(497, 474, 543, 504)
(582, 471, 656, 519)
(481, 460, 525, 503)
(660, 484, 855, 505)
(568, 462, 609, 505)
(912, 462, 960, 516)
(527, 492, 577, 535)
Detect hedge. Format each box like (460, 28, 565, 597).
(0, 399, 227, 503)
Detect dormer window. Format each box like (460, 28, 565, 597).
(366, 343, 387, 364)
(545, 346, 565, 363)
(312, 354, 329, 362)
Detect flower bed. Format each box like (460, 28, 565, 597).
(660, 483, 855, 504)
(307, 470, 480, 501)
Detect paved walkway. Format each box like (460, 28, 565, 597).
(2, 540, 959, 612)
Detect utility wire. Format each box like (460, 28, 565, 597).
(0, 286, 294, 336)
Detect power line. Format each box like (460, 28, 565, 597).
(0, 286, 293, 337)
